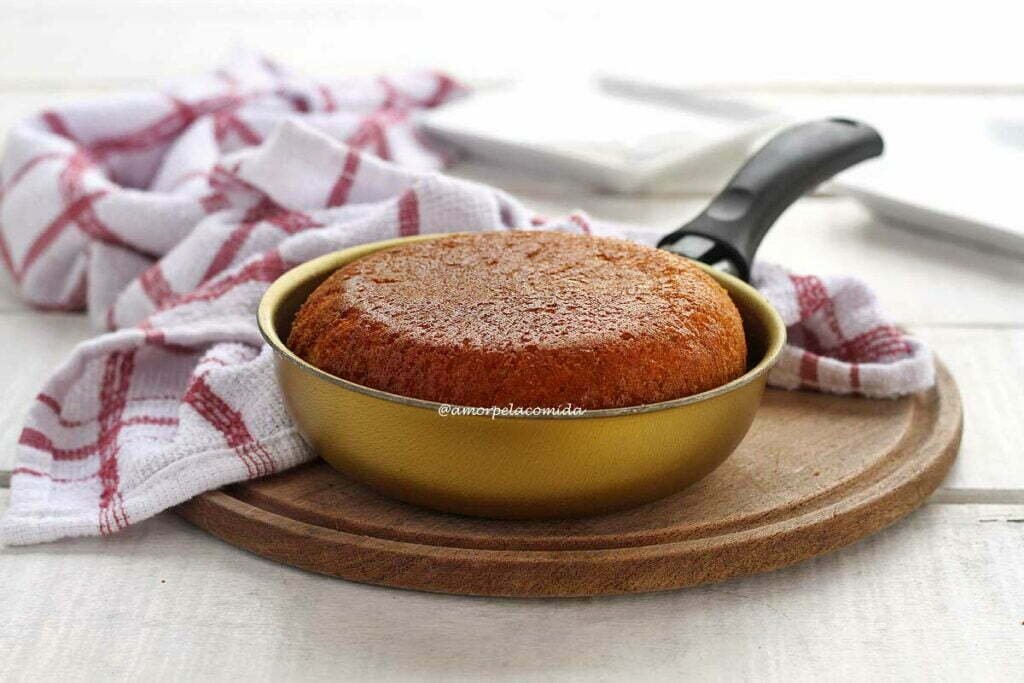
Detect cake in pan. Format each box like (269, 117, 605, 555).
(287, 231, 747, 410)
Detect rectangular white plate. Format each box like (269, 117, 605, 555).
(832, 112, 1024, 257)
(600, 75, 1024, 257)
(422, 83, 782, 193)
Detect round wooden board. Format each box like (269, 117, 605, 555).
(176, 364, 962, 598)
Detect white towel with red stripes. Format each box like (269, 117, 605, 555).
(0, 57, 934, 545)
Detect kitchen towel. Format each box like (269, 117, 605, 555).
(0, 58, 933, 545)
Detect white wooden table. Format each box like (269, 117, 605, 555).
(2, 3, 1024, 680)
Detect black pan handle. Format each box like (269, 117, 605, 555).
(658, 118, 884, 281)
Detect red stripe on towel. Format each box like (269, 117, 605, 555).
(398, 189, 419, 236)
(326, 150, 362, 207)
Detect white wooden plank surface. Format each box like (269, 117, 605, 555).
(920, 327, 1024, 502)
(3, 1, 1021, 88)
(1, 490, 1021, 681)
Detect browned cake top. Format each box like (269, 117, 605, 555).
(287, 231, 747, 409)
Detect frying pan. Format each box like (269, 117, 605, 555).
(258, 119, 883, 519)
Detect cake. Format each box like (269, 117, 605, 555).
(287, 231, 748, 409)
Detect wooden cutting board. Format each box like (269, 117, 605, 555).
(176, 364, 961, 598)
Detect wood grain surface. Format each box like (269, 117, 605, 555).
(5, 487, 1022, 680)
(176, 364, 962, 597)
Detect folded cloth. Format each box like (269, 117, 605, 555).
(0, 51, 460, 323)
(0, 60, 933, 545)
(752, 263, 933, 397)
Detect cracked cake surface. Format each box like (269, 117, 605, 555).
(287, 231, 747, 409)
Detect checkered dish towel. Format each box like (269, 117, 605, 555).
(0, 58, 933, 545)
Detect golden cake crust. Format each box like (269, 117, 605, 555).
(287, 231, 748, 409)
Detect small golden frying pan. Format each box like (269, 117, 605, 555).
(258, 119, 883, 519)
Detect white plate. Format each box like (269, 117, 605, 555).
(833, 114, 1024, 257)
(602, 75, 1024, 257)
(422, 83, 782, 193)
